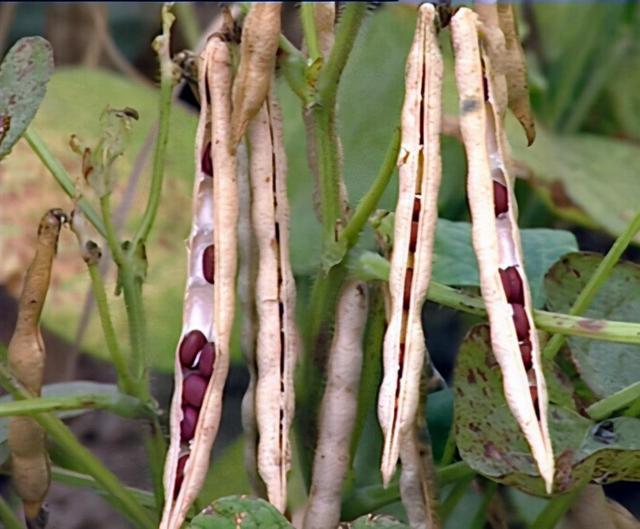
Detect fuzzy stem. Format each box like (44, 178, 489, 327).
(532, 485, 585, 529)
(301, 3, 322, 62)
(543, 207, 640, 360)
(0, 496, 23, 529)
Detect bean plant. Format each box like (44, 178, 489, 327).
(1, 3, 639, 529)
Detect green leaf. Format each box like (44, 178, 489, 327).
(453, 324, 640, 496)
(348, 514, 409, 529)
(544, 252, 640, 398)
(0, 36, 53, 159)
(189, 496, 292, 529)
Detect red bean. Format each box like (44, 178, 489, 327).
(174, 454, 189, 497)
(403, 268, 413, 310)
(179, 330, 207, 367)
(409, 221, 419, 252)
(511, 303, 530, 340)
(180, 405, 198, 441)
(198, 342, 216, 378)
(203, 245, 214, 284)
(499, 266, 524, 304)
(519, 340, 533, 371)
(183, 373, 208, 407)
(530, 386, 540, 419)
(493, 181, 508, 216)
(412, 196, 421, 222)
(201, 141, 213, 177)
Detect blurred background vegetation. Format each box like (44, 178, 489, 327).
(0, 2, 639, 528)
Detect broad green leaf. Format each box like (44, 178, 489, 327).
(544, 252, 640, 398)
(348, 514, 409, 529)
(0, 37, 53, 159)
(453, 325, 640, 496)
(188, 496, 292, 529)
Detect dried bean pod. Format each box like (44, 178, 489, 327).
(8, 209, 65, 520)
(231, 3, 282, 146)
(303, 282, 368, 529)
(451, 7, 553, 492)
(497, 4, 536, 145)
(378, 3, 443, 487)
(248, 88, 300, 513)
(161, 33, 238, 529)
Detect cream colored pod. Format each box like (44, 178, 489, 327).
(450, 7, 554, 493)
(160, 33, 238, 529)
(377, 3, 443, 487)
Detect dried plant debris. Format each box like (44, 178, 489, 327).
(451, 7, 554, 493)
(161, 33, 238, 529)
(9, 209, 65, 523)
(378, 3, 443, 487)
(247, 88, 300, 513)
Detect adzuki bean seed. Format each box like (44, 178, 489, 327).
(409, 221, 419, 253)
(493, 181, 508, 216)
(519, 340, 532, 371)
(511, 303, 529, 340)
(499, 266, 524, 304)
(201, 142, 213, 177)
(203, 245, 214, 284)
(179, 330, 207, 368)
(183, 373, 208, 408)
(180, 405, 198, 441)
(198, 342, 216, 378)
(403, 268, 414, 309)
(174, 454, 189, 498)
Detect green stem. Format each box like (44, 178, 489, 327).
(0, 496, 23, 529)
(341, 461, 475, 520)
(440, 425, 458, 467)
(469, 481, 498, 529)
(439, 474, 475, 521)
(173, 2, 200, 49)
(0, 364, 155, 529)
(317, 2, 367, 107)
(587, 381, 640, 420)
(100, 194, 125, 265)
(87, 262, 135, 393)
(23, 128, 106, 237)
(624, 395, 640, 417)
(119, 267, 148, 384)
(531, 485, 585, 529)
(301, 3, 321, 62)
(0, 392, 148, 419)
(130, 6, 175, 251)
(542, 207, 640, 360)
(51, 466, 156, 509)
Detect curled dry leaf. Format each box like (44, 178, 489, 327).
(231, 3, 282, 146)
(160, 33, 238, 529)
(303, 281, 368, 529)
(497, 4, 536, 146)
(377, 3, 443, 487)
(8, 208, 65, 521)
(247, 88, 300, 513)
(450, 7, 554, 493)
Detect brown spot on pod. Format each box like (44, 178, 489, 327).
(511, 303, 529, 340)
(179, 330, 207, 368)
(499, 266, 524, 304)
(409, 221, 419, 253)
(201, 141, 213, 177)
(174, 454, 189, 498)
(197, 342, 216, 379)
(493, 181, 508, 216)
(183, 373, 208, 408)
(180, 406, 199, 441)
(203, 245, 214, 284)
(519, 340, 532, 371)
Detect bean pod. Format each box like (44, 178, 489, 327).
(161, 32, 238, 529)
(8, 208, 65, 522)
(247, 88, 300, 513)
(451, 7, 554, 492)
(377, 3, 443, 487)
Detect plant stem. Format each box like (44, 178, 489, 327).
(469, 481, 498, 529)
(542, 207, 640, 360)
(317, 2, 367, 107)
(301, 3, 321, 62)
(0, 364, 156, 529)
(119, 267, 148, 383)
(130, 4, 176, 251)
(23, 128, 106, 237)
(87, 262, 135, 393)
(532, 485, 585, 529)
(0, 496, 23, 529)
(587, 381, 640, 420)
(439, 474, 475, 521)
(51, 466, 156, 509)
(0, 392, 147, 418)
(173, 2, 200, 50)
